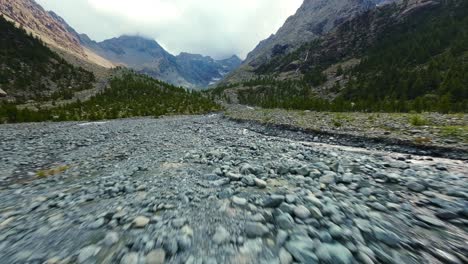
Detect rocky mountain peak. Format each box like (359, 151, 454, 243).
(0, 0, 84, 57)
(244, 0, 377, 67)
(0, 0, 114, 68)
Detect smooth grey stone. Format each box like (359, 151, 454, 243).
(245, 222, 269, 238)
(415, 214, 446, 228)
(293, 205, 311, 219)
(285, 238, 318, 263)
(213, 226, 230, 245)
(263, 195, 285, 208)
(316, 243, 354, 264)
(407, 181, 426, 192)
(276, 213, 295, 230)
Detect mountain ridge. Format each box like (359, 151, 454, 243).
(221, 0, 391, 85)
(80, 34, 241, 88)
(0, 0, 115, 69)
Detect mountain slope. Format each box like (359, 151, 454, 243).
(80, 35, 241, 88)
(222, 0, 379, 84)
(1, 71, 221, 123)
(0, 14, 96, 102)
(0, 0, 114, 69)
(213, 0, 467, 113)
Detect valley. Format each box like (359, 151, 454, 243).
(0, 0, 467, 263)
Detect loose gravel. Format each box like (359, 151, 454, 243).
(0, 114, 467, 264)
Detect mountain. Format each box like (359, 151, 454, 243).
(79, 35, 241, 88)
(0, 0, 240, 89)
(0, 0, 114, 69)
(222, 0, 380, 84)
(0, 14, 96, 102)
(212, 0, 467, 113)
(175, 53, 242, 87)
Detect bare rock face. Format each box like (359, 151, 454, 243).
(400, 0, 440, 17)
(0, 0, 113, 68)
(0, 88, 7, 97)
(222, 0, 379, 84)
(244, 0, 377, 67)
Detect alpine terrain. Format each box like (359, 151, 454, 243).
(0, 0, 467, 264)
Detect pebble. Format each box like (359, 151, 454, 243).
(103, 232, 119, 246)
(416, 214, 446, 228)
(279, 247, 293, 264)
(77, 245, 100, 263)
(146, 249, 166, 264)
(263, 195, 285, 208)
(245, 222, 269, 238)
(293, 205, 311, 219)
(316, 243, 353, 264)
(232, 196, 248, 207)
(254, 178, 267, 188)
(133, 216, 150, 228)
(213, 226, 230, 244)
(407, 181, 426, 192)
(285, 238, 318, 263)
(120, 252, 139, 264)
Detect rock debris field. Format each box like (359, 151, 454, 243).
(0, 114, 467, 264)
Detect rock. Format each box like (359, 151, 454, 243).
(339, 173, 354, 184)
(146, 249, 166, 264)
(163, 239, 178, 255)
(329, 224, 344, 240)
(374, 228, 400, 247)
(319, 173, 336, 184)
(0, 88, 7, 97)
(172, 218, 187, 228)
(285, 238, 318, 263)
(435, 210, 459, 220)
(293, 205, 311, 219)
(369, 202, 387, 212)
(276, 213, 295, 229)
(226, 172, 242, 181)
(241, 175, 256, 186)
(103, 232, 119, 246)
(295, 166, 310, 176)
(309, 206, 323, 219)
(276, 230, 288, 247)
(78, 245, 100, 263)
(240, 164, 260, 175)
(407, 181, 426, 192)
(211, 178, 230, 187)
(232, 196, 248, 207)
(316, 243, 353, 264)
(213, 226, 230, 244)
(89, 218, 105, 229)
(263, 195, 285, 208)
(245, 222, 269, 238)
(416, 214, 446, 228)
(385, 173, 401, 183)
(177, 235, 192, 251)
(285, 194, 297, 203)
(431, 248, 462, 264)
(254, 178, 267, 188)
(279, 247, 293, 264)
(357, 251, 375, 264)
(120, 252, 139, 264)
(133, 216, 150, 228)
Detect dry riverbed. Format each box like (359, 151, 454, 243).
(0, 114, 467, 264)
(225, 107, 468, 160)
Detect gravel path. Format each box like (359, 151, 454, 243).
(0, 114, 467, 264)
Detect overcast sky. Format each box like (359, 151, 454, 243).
(36, 0, 302, 59)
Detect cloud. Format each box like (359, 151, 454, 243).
(35, 0, 302, 59)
